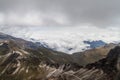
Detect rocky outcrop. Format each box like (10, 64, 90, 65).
(85, 46, 120, 80)
(48, 46, 120, 80)
(0, 41, 82, 80)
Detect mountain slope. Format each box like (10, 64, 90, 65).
(0, 32, 119, 66)
(0, 32, 120, 80)
(72, 43, 118, 66)
(0, 41, 75, 80)
(53, 46, 120, 80)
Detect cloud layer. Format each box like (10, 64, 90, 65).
(0, 26, 119, 54)
(0, 0, 120, 27)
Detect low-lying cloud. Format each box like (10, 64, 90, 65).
(1, 26, 119, 54)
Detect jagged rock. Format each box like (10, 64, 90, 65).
(85, 46, 120, 80)
(48, 46, 120, 80)
(0, 43, 10, 55)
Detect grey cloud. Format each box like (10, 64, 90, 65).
(0, 0, 120, 27)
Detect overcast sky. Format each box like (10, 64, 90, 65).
(0, 0, 120, 53)
(0, 0, 120, 28)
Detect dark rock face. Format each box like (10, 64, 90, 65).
(45, 62, 83, 71)
(1, 53, 20, 66)
(0, 43, 10, 55)
(86, 46, 120, 80)
(63, 63, 83, 71)
(107, 46, 120, 60)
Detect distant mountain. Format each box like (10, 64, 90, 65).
(30, 38, 110, 54)
(84, 40, 106, 48)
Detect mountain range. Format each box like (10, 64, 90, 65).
(0, 32, 119, 65)
(0, 32, 120, 80)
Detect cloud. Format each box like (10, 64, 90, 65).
(0, 0, 69, 26)
(30, 26, 120, 54)
(0, 0, 120, 27)
(0, 0, 119, 54)
(0, 12, 68, 26)
(0, 25, 119, 54)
